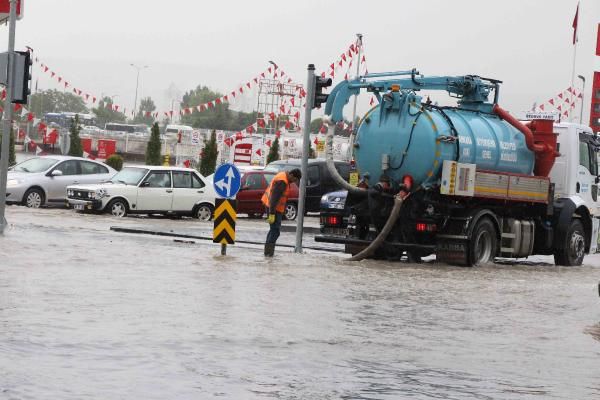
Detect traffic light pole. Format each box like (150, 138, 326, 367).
(294, 64, 315, 253)
(0, 0, 18, 235)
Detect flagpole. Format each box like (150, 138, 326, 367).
(570, 1, 580, 122)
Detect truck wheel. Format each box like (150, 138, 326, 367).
(468, 217, 497, 266)
(554, 219, 585, 266)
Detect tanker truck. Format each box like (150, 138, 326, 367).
(315, 69, 600, 266)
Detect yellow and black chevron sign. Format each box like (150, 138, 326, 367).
(213, 198, 236, 244)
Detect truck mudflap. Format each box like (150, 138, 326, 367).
(435, 236, 469, 265)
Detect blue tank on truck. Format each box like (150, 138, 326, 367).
(354, 91, 535, 188)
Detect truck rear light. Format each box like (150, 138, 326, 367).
(326, 215, 340, 226)
(416, 222, 437, 232)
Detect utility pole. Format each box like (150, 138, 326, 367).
(0, 0, 18, 234)
(295, 64, 315, 253)
(130, 64, 148, 119)
(348, 33, 362, 160)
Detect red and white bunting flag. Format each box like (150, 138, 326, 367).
(290, 98, 295, 107)
(557, 105, 562, 111)
(285, 120, 292, 129)
(268, 67, 272, 73)
(255, 148, 262, 156)
(578, 92, 583, 99)
(257, 118, 266, 128)
(539, 104, 545, 111)
(294, 111, 300, 120)
(265, 139, 272, 147)
(369, 96, 375, 106)
(231, 91, 236, 98)
(50, 72, 55, 78)
(58, 76, 62, 83)
(208, 101, 214, 108)
(239, 87, 244, 94)
(319, 125, 327, 134)
(269, 112, 275, 121)
(261, 72, 265, 78)
(246, 82, 251, 89)
(92, 96, 96, 103)
(224, 95, 228, 102)
(224, 137, 234, 147)
(275, 130, 281, 138)
(341, 53, 347, 62)
(44, 66, 48, 72)
(313, 137, 319, 145)
(549, 98, 554, 105)
(253, 77, 258, 84)
(330, 63, 334, 70)
(321, 72, 326, 78)
(246, 125, 255, 134)
(235, 132, 243, 141)
(361, 55, 366, 63)
(215, 98, 222, 105)
(558, 93, 563, 99)
(572, 3, 579, 45)
(338, 60, 343, 67)
(349, 43, 355, 53)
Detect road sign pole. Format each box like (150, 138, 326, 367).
(0, 0, 18, 235)
(295, 64, 315, 253)
(221, 243, 226, 256)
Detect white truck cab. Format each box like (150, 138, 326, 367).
(549, 122, 600, 253)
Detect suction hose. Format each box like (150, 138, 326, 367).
(348, 176, 412, 261)
(323, 117, 367, 195)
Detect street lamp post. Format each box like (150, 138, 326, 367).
(130, 64, 148, 118)
(577, 75, 586, 124)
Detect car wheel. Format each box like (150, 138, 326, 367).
(283, 203, 298, 220)
(23, 188, 44, 208)
(554, 219, 585, 266)
(195, 204, 213, 221)
(108, 199, 128, 218)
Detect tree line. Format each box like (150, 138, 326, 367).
(28, 85, 257, 131)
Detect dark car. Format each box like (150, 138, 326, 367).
(320, 190, 349, 235)
(236, 170, 300, 220)
(265, 158, 351, 212)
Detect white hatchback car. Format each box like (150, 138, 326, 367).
(66, 166, 216, 220)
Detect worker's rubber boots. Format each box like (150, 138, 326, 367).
(264, 243, 275, 257)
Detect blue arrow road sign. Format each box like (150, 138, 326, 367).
(213, 163, 241, 198)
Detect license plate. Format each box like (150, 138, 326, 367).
(74, 204, 85, 210)
(324, 227, 348, 236)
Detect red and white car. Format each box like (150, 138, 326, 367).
(236, 170, 299, 220)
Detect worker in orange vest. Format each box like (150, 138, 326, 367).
(261, 168, 302, 257)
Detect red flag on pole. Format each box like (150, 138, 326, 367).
(572, 3, 579, 45)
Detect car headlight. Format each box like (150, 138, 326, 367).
(67, 189, 73, 196)
(6, 179, 20, 187)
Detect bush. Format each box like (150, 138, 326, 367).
(68, 114, 83, 157)
(105, 154, 124, 171)
(145, 122, 162, 165)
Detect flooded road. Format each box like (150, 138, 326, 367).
(1, 207, 600, 399)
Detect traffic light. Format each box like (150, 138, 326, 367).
(12, 50, 32, 104)
(313, 76, 332, 109)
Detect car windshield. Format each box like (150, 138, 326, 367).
(12, 157, 59, 173)
(110, 167, 149, 185)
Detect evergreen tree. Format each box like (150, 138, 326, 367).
(308, 145, 316, 159)
(145, 122, 162, 165)
(198, 129, 218, 176)
(68, 114, 83, 157)
(266, 137, 280, 164)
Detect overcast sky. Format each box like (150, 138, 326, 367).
(1, 0, 599, 123)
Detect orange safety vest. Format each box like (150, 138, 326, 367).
(261, 171, 289, 213)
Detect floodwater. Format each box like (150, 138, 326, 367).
(1, 207, 600, 399)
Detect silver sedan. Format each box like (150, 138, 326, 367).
(5, 155, 117, 208)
